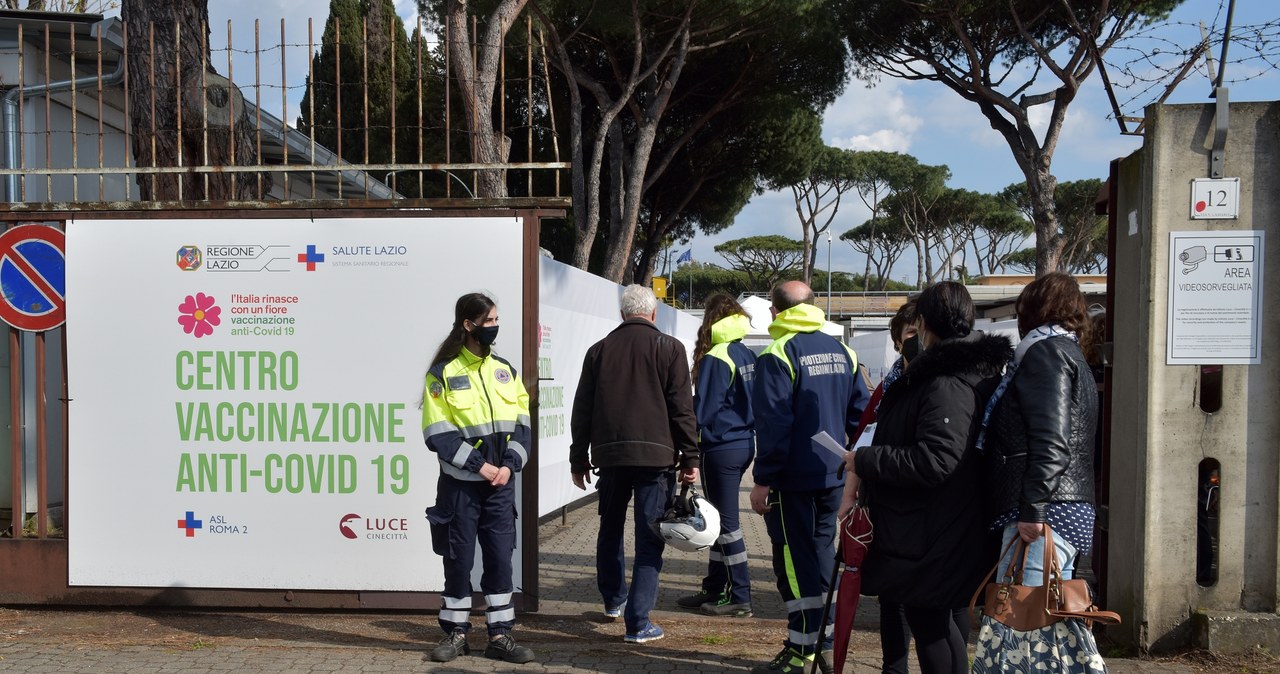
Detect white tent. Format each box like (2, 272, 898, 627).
(849, 317, 1020, 386)
(737, 295, 844, 353)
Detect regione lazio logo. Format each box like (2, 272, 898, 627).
(178, 292, 221, 338)
(178, 511, 203, 538)
(297, 244, 325, 271)
(176, 245, 202, 271)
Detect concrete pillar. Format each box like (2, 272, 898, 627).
(1109, 101, 1280, 652)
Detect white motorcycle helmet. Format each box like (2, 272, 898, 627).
(652, 483, 720, 552)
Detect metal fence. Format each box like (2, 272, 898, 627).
(0, 10, 568, 548)
(0, 11, 570, 209)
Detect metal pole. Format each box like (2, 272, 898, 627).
(667, 247, 673, 306)
(826, 231, 833, 315)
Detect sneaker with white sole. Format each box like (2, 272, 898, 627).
(624, 622, 665, 644)
(603, 600, 626, 621)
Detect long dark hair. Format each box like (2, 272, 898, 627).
(692, 294, 748, 381)
(430, 292, 496, 368)
(1015, 272, 1094, 357)
(916, 281, 975, 340)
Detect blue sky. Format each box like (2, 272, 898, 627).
(196, 0, 1274, 283)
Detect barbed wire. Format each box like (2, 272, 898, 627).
(1102, 2, 1280, 119)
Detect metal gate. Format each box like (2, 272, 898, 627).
(0, 9, 567, 608)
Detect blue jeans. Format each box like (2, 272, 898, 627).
(995, 523, 1077, 588)
(596, 467, 674, 633)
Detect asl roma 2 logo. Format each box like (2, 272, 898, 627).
(178, 292, 221, 338)
(177, 511, 203, 538)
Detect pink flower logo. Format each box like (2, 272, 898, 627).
(178, 292, 221, 338)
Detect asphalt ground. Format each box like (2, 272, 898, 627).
(0, 480, 1218, 673)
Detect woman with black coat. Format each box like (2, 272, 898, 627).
(840, 281, 1012, 674)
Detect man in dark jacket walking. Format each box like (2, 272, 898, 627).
(749, 281, 869, 674)
(570, 284, 700, 645)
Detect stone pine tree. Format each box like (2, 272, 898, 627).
(297, 0, 426, 193)
(121, 0, 259, 200)
(839, 0, 1180, 276)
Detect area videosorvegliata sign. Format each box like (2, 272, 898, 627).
(65, 217, 525, 591)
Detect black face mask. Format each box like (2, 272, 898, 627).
(900, 335, 921, 363)
(471, 325, 500, 346)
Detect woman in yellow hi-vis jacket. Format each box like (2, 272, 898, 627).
(422, 292, 533, 665)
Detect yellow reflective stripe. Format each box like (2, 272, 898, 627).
(843, 343, 859, 370)
(762, 333, 798, 381)
(707, 343, 737, 384)
(778, 496, 803, 601)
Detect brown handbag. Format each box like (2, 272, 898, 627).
(968, 525, 1121, 631)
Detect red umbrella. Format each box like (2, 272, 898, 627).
(832, 506, 873, 674)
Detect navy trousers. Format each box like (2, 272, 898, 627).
(426, 476, 517, 636)
(596, 467, 674, 633)
(762, 485, 840, 655)
(699, 445, 754, 604)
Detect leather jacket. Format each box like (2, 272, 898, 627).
(983, 336, 1097, 522)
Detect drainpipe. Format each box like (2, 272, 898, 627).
(3, 18, 125, 202)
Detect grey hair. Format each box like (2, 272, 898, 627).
(620, 284, 658, 317)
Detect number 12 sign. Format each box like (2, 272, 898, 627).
(1190, 177, 1240, 220)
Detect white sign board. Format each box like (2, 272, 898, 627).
(66, 217, 526, 590)
(535, 258, 699, 517)
(1190, 178, 1240, 219)
(1167, 230, 1264, 365)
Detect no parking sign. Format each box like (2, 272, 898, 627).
(0, 224, 66, 331)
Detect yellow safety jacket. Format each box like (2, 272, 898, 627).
(422, 346, 531, 482)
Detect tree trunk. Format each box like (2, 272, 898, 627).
(446, 0, 527, 198)
(122, 0, 259, 201)
(599, 26, 690, 283)
(1027, 167, 1062, 277)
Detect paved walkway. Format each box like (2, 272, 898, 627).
(0, 481, 1190, 673)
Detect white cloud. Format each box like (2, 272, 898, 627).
(821, 78, 923, 153)
(829, 129, 913, 152)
